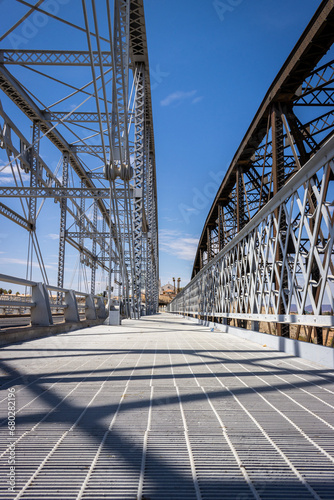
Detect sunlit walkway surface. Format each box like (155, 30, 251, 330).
(1, 313, 334, 499)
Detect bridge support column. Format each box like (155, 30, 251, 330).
(271, 106, 289, 338)
(57, 153, 68, 303)
(236, 167, 247, 329)
(133, 63, 145, 318)
(90, 200, 97, 295)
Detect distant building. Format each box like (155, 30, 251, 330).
(161, 283, 174, 294)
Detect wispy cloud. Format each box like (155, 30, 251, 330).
(159, 229, 198, 261)
(0, 257, 55, 269)
(161, 90, 201, 107)
(0, 165, 30, 184)
(48, 233, 59, 240)
(192, 96, 204, 104)
(162, 215, 181, 223)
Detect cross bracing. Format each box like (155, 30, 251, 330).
(171, 0, 334, 345)
(192, 0, 334, 279)
(169, 137, 334, 342)
(0, 0, 158, 318)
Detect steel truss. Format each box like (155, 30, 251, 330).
(0, 0, 158, 318)
(188, 0, 334, 341)
(169, 138, 334, 344)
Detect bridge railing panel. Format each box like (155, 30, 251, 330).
(168, 137, 334, 345)
(0, 274, 107, 327)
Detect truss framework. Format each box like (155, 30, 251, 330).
(193, 1, 334, 279)
(187, 0, 334, 340)
(0, 0, 158, 318)
(169, 139, 334, 343)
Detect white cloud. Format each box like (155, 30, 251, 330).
(162, 216, 181, 223)
(192, 96, 204, 104)
(0, 165, 29, 183)
(0, 257, 55, 269)
(0, 176, 15, 185)
(160, 90, 197, 107)
(159, 229, 198, 261)
(48, 233, 59, 240)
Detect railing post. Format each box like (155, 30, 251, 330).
(64, 290, 80, 323)
(251, 320, 259, 332)
(31, 282, 53, 326)
(85, 294, 97, 320)
(96, 296, 107, 319)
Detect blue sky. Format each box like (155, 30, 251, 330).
(0, 0, 322, 292)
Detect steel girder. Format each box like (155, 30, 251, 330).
(0, 0, 158, 317)
(170, 137, 334, 344)
(193, 0, 334, 280)
(0, 187, 129, 199)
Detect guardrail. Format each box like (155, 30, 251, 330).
(168, 137, 334, 346)
(0, 274, 107, 327)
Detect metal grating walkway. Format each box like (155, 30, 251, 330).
(1, 313, 334, 499)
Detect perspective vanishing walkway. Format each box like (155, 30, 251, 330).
(1, 313, 334, 499)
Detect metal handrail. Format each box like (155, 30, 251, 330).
(168, 136, 334, 340)
(0, 274, 107, 326)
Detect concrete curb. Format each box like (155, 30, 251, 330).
(0, 318, 106, 347)
(175, 314, 334, 370)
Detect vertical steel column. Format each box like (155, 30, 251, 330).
(26, 121, 40, 285)
(199, 249, 203, 270)
(57, 153, 69, 294)
(218, 204, 225, 252)
(271, 106, 289, 338)
(207, 227, 211, 263)
(150, 160, 159, 313)
(79, 180, 85, 264)
(146, 153, 154, 315)
(102, 217, 106, 285)
(112, 0, 130, 165)
(133, 63, 145, 318)
(236, 167, 245, 232)
(91, 200, 97, 295)
(111, 0, 133, 318)
(142, 129, 149, 315)
(29, 122, 40, 233)
(236, 167, 247, 328)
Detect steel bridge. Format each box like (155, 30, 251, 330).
(1, 2, 334, 500)
(0, 0, 158, 322)
(169, 0, 334, 349)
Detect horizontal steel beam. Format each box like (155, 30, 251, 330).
(0, 50, 112, 66)
(70, 145, 110, 154)
(0, 300, 35, 308)
(51, 112, 108, 123)
(0, 187, 131, 199)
